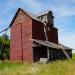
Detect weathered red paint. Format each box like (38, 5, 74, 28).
(10, 9, 33, 62)
(10, 23, 22, 61)
(47, 26, 58, 43)
(10, 8, 59, 62)
(32, 19, 46, 40)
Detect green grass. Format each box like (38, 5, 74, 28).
(72, 53, 75, 59)
(0, 53, 75, 75)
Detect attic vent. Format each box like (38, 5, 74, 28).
(40, 16, 43, 21)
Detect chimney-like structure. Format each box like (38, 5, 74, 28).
(37, 10, 58, 43)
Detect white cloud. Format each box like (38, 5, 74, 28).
(17, 0, 44, 13)
(54, 6, 75, 18)
(59, 33, 75, 51)
(9, 0, 75, 18)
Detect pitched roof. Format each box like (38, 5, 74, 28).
(32, 39, 72, 50)
(9, 8, 57, 29)
(22, 8, 41, 22)
(36, 10, 52, 17)
(9, 8, 42, 27)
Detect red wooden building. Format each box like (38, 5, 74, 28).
(10, 8, 72, 62)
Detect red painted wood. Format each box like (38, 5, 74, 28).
(10, 9, 58, 62)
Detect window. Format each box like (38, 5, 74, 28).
(41, 16, 43, 20)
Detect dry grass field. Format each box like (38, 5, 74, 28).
(0, 53, 75, 75)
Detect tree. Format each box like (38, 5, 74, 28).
(0, 34, 10, 60)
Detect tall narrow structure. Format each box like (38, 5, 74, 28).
(37, 11, 54, 26)
(37, 10, 58, 43)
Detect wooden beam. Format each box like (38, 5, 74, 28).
(59, 45, 70, 60)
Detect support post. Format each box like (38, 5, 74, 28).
(59, 45, 70, 60)
(43, 22, 50, 60)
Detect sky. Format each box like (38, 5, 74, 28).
(0, 0, 75, 52)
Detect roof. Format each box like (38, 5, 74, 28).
(36, 10, 52, 17)
(22, 9, 41, 22)
(32, 39, 72, 50)
(9, 8, 56, 28)
(9, 8, 42, 27)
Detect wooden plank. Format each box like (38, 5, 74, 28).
(59, 45, 70, 60)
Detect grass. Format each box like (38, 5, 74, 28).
(0, 53, 75, 75)
(72, 53, 75, 59)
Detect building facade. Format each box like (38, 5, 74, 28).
(10, 8, 72, 62)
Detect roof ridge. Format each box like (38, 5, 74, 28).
(19, 8, 42, 22)
(9, 8, 42, 27)
(36, 10, 52, 17)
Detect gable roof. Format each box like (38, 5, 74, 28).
(36, 10, 52, 17)
(32, 39, 72, 50)
(9, 8, 57, 29)
(9, 8, 42, 27)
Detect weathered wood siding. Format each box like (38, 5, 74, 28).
(32, 19, 46, 40)
(10, 9, 33, 62)
(47, 26, 58, 43)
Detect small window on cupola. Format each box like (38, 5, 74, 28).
(41, 16, 43, 20)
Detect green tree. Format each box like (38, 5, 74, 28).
(0, 34, 10, 60)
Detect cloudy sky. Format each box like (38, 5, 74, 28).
(0, 0, 75, 52)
